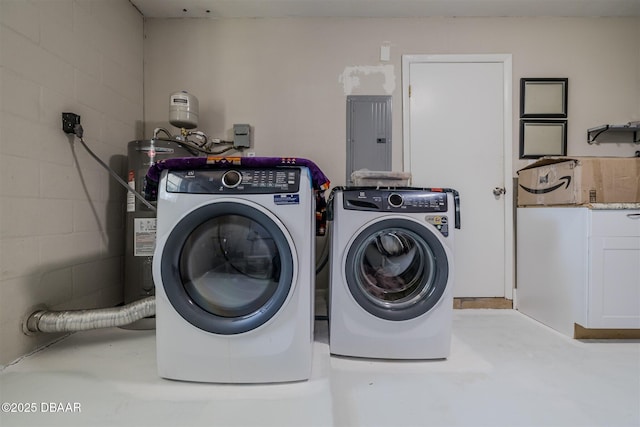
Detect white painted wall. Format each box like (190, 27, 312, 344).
(0, 0, 143, 366)
(143, 16, 640, 185)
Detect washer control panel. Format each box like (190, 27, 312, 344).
(343, 189, 448, 213)
(166, 168, 300, 194)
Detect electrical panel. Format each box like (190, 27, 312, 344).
(346, 96, 392, 184)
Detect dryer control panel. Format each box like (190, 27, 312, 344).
(166, 168, 301, 194)
(343, 189, 448, 213)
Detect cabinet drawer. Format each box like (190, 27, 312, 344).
(591, 210, 640, 237)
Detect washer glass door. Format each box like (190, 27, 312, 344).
(345, 218, 449, 321)
(161, 202, 294, 334)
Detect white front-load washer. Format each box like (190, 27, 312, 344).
(329, 187, 458, 359)
(153, 166, 315, 383)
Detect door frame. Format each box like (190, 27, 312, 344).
(401, 54, 514, 299)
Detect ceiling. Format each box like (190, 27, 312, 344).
(130, 0, 640, 18)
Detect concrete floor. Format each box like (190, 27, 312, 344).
(1, 310, 639, 427)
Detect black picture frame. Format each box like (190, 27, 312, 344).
(519, 120, 568, 159)
(520, 78, 568, 118)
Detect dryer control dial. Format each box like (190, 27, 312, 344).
(388, 193, 404, 208)
(222, 170, 242, 188)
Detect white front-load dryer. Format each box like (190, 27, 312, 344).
(329, 188, 458, 359)
(153, 166, 315, 383)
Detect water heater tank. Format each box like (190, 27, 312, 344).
(123, 139, 200, 329)
(169, 91, 199, 129)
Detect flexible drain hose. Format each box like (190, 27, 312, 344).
(25, 297, 155, 334)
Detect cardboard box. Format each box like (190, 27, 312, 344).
(517, 157, 640, 206)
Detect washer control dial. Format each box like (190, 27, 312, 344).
(222, 170, 242, 188)
(388, 193, 404, 208)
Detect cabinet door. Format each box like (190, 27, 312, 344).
(588, 236, 640, 328)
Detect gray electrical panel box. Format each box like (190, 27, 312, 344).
(233, 124, 251, 148)
(346, 96, 392, 184)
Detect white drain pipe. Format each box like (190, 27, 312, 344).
(25, 297, 155, 334)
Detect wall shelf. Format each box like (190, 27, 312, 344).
(587, 123, 640, 144)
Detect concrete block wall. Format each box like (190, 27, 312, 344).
(0, 0, 143, 366)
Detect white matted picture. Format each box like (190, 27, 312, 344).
(520, 78, 568, 118)
(519, 120, 567, 159)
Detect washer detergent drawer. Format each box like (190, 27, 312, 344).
(586, 209, 640, 329)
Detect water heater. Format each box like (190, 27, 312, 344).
(123, 139, 197, 329)
(124, 91, 205, 329)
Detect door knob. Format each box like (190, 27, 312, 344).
(493, 187, 506, 197)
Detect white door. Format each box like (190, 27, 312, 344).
(402, 54, 513, 298)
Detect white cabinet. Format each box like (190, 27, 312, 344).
(588, 210, 640, 328)
(517, 207, 640, 337)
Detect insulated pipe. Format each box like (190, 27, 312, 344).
(25, 297, 155, 334)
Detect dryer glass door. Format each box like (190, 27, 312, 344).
(160, 202, 294, 334)
(181, 214, 282, 318)
(345, 219, 449, 321)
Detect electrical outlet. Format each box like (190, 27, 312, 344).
(62, 112, 81, 134)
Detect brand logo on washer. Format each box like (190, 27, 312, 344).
(274, 194, 299, 205)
